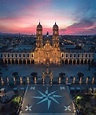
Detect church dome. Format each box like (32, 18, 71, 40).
(37, 22, 42, 29)
(53, 22, 58, 29)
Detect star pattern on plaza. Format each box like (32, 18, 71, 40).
(32, 87, 62, 109)
(60, 86, 65, 90)
(25, 105, 32, 111)
(64, 105, 71, 111)
(30, 86, 35, 90)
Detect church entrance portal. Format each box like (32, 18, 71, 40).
(45, 58, 50, 65)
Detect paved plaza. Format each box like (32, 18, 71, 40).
(1, 64, 95, 78)
(20, 84, 75, 115)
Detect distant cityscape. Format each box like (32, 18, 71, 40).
(0, 33, 96, 51)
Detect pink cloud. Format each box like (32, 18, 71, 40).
(60, 19, 96, 35)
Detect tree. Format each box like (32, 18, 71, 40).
(31, 72, 38, 80)
(59, 72, 66, 80)
(12, 72, 18, 79)
(70, 76, 73, 82)
(77, 72, 84, 80)
(0, 72, 2, 80)
(93, 72, 96, 77)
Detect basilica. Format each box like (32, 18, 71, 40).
(34, 22, 61, 64)
(0, 22, 95, 65)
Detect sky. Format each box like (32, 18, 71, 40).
(0, 0, 96, 35)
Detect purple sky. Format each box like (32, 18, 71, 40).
(0, 0, 96, 35)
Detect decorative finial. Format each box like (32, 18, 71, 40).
(47, 31, 49, 36)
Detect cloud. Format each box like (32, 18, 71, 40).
(60, 8, 96, 34)
(0, 0, 96, 35)
(60, 14, 96, 35)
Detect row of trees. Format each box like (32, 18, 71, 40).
(0, 70, 96, 84)
(59, 72, 96, 80)
(5, 71, 96, 80)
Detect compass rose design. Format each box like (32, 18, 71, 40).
(32, 87, 62, 109)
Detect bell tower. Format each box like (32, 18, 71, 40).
(36, 22, 43, 47)
(52, 22, 59, 47)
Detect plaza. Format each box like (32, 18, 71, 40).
(1, 64, 95, 79)
(20, 84, 75, 115)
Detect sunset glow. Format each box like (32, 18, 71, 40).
(0, 0, 96, 35)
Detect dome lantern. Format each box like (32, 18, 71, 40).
(37, 22, 42, 29)
(53, 22, 58, 29)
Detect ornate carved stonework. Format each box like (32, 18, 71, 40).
(34, 22, 61, 65)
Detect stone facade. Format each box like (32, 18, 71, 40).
(34, 22, 61, 64)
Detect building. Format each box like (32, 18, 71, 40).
(0, 22, 95, 65)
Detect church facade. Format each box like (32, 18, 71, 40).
(0, 23, 95, 65)
(34, 22, 61, 64)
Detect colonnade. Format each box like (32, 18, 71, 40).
(61, 58, 93, 64)
(1, 58, 93, 64)
(2, 58, 34, 64)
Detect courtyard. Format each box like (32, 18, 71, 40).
(20, 84, 75, 115)
(1, 64, 95, 79)
(0, 64, 96, 115)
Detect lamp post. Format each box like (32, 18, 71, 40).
(58, 77, 61, 84)
(34, 77, 37, 84)
(20, 77, 23, 84)
(7, 77, 9, 85)
(27, 77, 30, 84)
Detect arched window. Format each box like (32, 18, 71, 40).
(70, 54, 72, 57)
(8, 54, 9, 57)
(66, 54, 68, 57)
(74, 54, 76, 57)
(19, 54, 21, 57)
(12, 54, 13, 57)
(23, 54, 25, 57)
(15, 54, 17, 57)
(32, 54, 33, 57)
(27, 54, 29, 57)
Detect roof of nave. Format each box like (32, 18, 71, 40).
(61, 49, 94, 53)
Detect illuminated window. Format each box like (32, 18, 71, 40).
(74, 54, 76, 57)
(23, 54, 25, 57)
(85, 54, 87, 57)
(66, 54, 68, 57)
